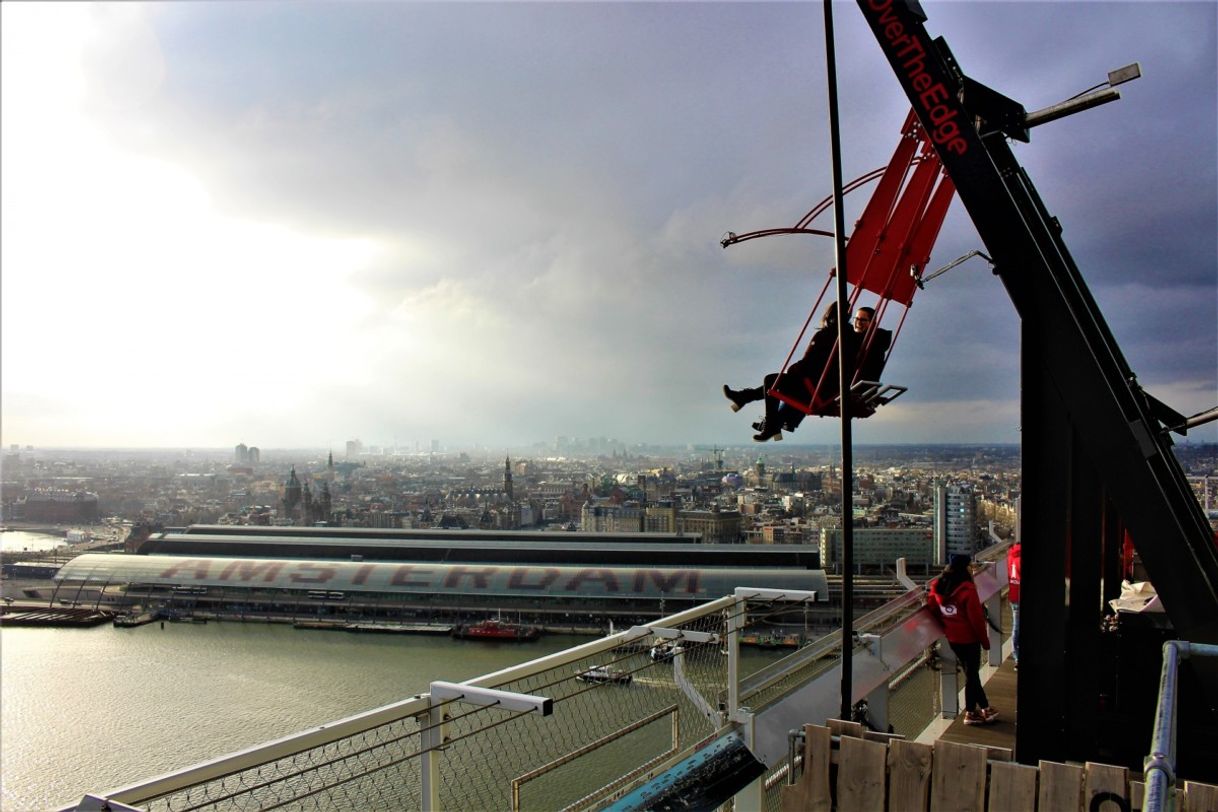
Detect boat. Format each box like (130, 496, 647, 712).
(649, 641, 682, 662)
(739, 632, 804, 649)
(114, 609, 159, 628)
(576, 665, 632, 685)
(451, 618, 541, 642)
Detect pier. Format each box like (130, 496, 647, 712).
(0, 603, 113, 627)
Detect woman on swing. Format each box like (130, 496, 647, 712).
(722, 303, 856, 442)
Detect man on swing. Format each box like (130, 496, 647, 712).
(723, 305, 888, 441)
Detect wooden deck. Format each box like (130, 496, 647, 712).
(939, 655, 1018, 752)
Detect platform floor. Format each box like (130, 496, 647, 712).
(938, 655, 1017, 752)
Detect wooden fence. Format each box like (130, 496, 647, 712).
(779, 720, 1218, 812)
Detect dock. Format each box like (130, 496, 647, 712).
(0, 603, 114, 627)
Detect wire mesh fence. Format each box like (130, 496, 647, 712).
(116, 607, 734, 812)
(443, 610, 729, 812)
(84, 581, 1011, 812)
(139, 712, 426, 811)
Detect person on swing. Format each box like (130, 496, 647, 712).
(851, 306, 892, 384)
(722, 303, 850, 442)
(723, 304, 891, 441)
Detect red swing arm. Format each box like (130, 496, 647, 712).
(770, 112, 956, 416)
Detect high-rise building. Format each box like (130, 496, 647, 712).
(934, 482, 978, 564)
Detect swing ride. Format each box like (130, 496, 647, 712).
(721, 110, 959, 425)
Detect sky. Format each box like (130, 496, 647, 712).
(2, 1, 1215, 450)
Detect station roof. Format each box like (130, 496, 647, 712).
(57, 554, 829, 601)
(141, 533, 823, 569)
(179, 524, 703, 543)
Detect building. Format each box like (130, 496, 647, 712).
(9, 491, 99, 523)
(677, 507, 742, 543)
(818, 526, 935, 573)
(581, 500, 644, 533)
(54, 524, 830, 629)
(53, 552, 829, 630)
(934, 482, 978, 563)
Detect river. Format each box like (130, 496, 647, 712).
(1, 622, 598, 810)
(1, 531, 67, 554)
(1, 620, 785, 811)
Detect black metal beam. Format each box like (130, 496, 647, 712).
(1018, 349, 1070, 762)
(855, 0, 1218, 640)
(856, 0, 1218, 767)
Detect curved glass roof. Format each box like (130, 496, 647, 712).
(57, 553, 828, 601)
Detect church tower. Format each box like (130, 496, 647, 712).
(282, 467, 303, 523)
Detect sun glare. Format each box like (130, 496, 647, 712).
(1, 4, 385, 446)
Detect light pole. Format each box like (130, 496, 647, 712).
(822, 0, 855, 724)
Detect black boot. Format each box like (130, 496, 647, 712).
(723, 385, 761, 413)
(752, 419, 783, 442)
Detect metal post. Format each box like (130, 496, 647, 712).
(939, 643, 960, 718)
(420, 703, 444, 812)
(786, 729, 802, 786)
(823, 0, 854, 724)
(983, 569, 1003, 668)
(732, 709, 764, 812)
(728, 599, 744, 719)
(1145, 641, 1218, 812)
(865, 683, 890, 733)
(1144, 641, 1181, 812)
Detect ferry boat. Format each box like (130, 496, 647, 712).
(113, 609, 159, 628)
(739, 632, 804, 649)
(451, 618, 541, 642)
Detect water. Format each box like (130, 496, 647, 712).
(0, 623, 593, 811)
(1, 531, 66, 554)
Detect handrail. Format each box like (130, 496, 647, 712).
(68, 556, 1015, 811)
(1144, 641, 1218, 812)
(68, 693, 434, 810)
(740, 588, 925, 702)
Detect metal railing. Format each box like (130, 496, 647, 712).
(1144, 640, 1218, 812)
(70, 590, 806, 811)
(70, 564, 1013, 812)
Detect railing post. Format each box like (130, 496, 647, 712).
(864, 682, 890, 733)
(731, 708, 765, 811)
(1144, 641, 1183, 812)
(727, 598, 744, 720)
(419, 703, 445, 811)
(938, 643, 959, 718)
(985, 587, 1003, 667)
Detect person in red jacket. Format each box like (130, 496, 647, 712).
(1007, 542, 1021, 667)
(928, 554, 998, 726)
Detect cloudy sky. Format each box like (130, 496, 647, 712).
(2, 1, 1214, 450)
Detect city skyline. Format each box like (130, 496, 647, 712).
(3, 2, 1215, 449)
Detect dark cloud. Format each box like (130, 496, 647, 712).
(7, 1, 1211, 447)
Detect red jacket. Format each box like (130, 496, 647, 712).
(1007, 543, 1022, 604)
(928, 577, 990, 648)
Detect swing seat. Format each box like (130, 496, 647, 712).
(772, 327, 899, 419)
(820, 380, 909, 418)
(776, 377, 906, 419)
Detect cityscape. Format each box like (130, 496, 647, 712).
(5, 440, 1216, 570)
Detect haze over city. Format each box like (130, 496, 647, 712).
(3, 2, 1215, 450)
